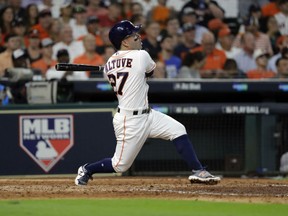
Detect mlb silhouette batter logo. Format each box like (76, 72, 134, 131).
(19, 115, 74, 172)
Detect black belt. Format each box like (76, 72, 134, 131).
(117, 107, 151, 115)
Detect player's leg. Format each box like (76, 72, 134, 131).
(75, 113, 151, 185)
(111, 113, 152, 173)
(148, 109, 220, 184)
(148, 109, 202, 169)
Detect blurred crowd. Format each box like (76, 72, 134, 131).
(0, 0, 288, 81)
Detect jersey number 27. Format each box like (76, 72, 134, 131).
(107, 72, 128, 95)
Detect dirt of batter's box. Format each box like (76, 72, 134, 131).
(0, 177, 287, 203)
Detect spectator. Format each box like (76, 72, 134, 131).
(31, 8, 53, 40)
(52, 24, 85, 62)
(24, 3, 39, 32)
(37, 0, 60, 18)
(98, 2, 123, 28)
(78, 16, 104, 47)
(276, 57, 288, 78)
(73, 0, 88, 5)
(46, 48, 70, 80)
(180, 0, 225, 27)
(50, 18, 63, 44)
(70, 4, 88, 40)
(131, 2, 144, 17)
(151, 0, 174, 30)
(243, 14, 273, 56)
(191, 31, 227, 78)
(167, 0, 190, 12)
(265, 15, 281, 54)
(7, 48, 33, 104)
(216, 27, 241, 59)
(261, 0, 281, 17)
(11, 48, 30, 68)
(234, 32, 257, 73)
(0, 34, 21, 77)
(207, 18, 227, 40)
(86, 0, 109, 18)
(246, 49, 275, 79)
(96, 26, 113, 54)
(101, 45, 115, 63)
(161, 16, 182, 48)
(152, 60, 166, 78)
(220, 59, 247, 79)
(179, 7, 208, 44)
(142, 21, 161, 60)
(247, 4, 267, 34)
(46, 48, 88, 81)
(177, 51, 204, 79)
(130, 14, 147, 38)
(158, 34, 182, 78)
(73, 33, 105, 78)
(31, 38, 57, 77)
(11, 17, 27, 48)
(58, 2, 74, 26)
(0, 83, 10, 105)
(8, 0, 26, 20)
(120, 0, 133, 19)
(0, 28, 5, 52)
(0, 6, 15, 39)
(274, 0, 288, 35)
(134, 0, 158, 17)
(174, 23, 199, 60)
(268, 35, 288, 73)
(25, 29, 42, 63)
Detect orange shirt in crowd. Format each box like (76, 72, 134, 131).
(31, 24, 50, 40)
(261, 2, 280, 17)
(73, 53, 104, 77)
(152, 6, 170, 29)
(191, 46, 227, 70)
(31, 59, 57, 76)
(246, 69, 276, 79)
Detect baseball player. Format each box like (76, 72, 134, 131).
(75, 20, 221, 185)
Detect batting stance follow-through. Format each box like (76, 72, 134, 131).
(75, 20, 221, 185)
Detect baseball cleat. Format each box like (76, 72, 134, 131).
(188, 170, 221, 185)
(75, 164, 93, 186)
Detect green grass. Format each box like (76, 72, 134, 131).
(0, 199, 287, 216)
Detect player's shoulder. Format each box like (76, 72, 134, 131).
(136, 50, 153, 60)
(124, 49, 149, 56)
(138, 49, 150, 55)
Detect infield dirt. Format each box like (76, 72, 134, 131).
(0, 177, 287, 203)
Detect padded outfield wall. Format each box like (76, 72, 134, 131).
(0, 79, 288, 176)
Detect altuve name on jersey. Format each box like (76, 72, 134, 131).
(105, 58, 133, 72)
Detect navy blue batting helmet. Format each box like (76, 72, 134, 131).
(109, 20, 141, 50)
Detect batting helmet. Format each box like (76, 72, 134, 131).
(109, 20, 141, 50)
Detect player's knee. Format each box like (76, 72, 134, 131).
(113, 164, 130, 173)
(177, 122, 186, 133)
(172, 122, 186, 139)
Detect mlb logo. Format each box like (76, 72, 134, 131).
(19, 115, 74, 172)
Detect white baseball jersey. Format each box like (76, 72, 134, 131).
(104, 50, 155, 110)
(104, 50, 186, 173)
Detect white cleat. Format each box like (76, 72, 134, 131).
(188, 170, 221, 185)
(75, 164, 93, 186)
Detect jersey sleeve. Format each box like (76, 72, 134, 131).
(140, 50, 156, 74)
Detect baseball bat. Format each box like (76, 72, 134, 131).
(55, 63, 104, 71)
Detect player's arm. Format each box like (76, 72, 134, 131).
(145, 70, 154, 78)
(141, 50, 156, 78)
